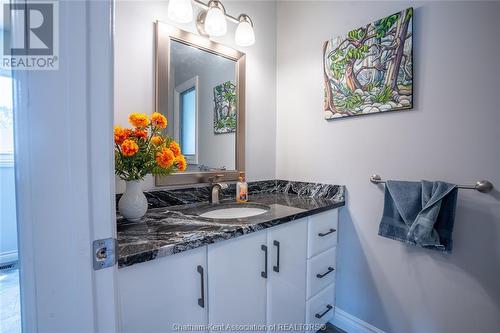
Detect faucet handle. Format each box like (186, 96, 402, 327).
(208, 174, 224, 184)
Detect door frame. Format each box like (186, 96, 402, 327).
(12, 1, 120, 332)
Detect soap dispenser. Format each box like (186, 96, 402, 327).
(236, 172, 248, 203)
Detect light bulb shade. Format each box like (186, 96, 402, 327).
(168, 0, 193, 24)
(204, 2, 227, 36)
(235, 18, 255, 46)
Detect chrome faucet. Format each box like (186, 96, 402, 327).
(209, 174, 228, 204)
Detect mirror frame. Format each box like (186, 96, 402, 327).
(154, 21, 246, 186)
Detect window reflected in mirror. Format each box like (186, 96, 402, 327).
(180, 87, 196, 162)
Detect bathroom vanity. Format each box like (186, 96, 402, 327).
(116, 19, 344, 333)
(117, 181, 344, 332)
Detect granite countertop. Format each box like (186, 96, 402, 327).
(117, 180, 345, 268)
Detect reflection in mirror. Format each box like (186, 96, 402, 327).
(168, 40, 236, 172)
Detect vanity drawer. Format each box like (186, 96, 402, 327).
(307, 247, 336, 299)
(307, 209, 338, 258)
(305, 283, 335, 330)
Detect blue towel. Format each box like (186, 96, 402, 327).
(378, 180, 458, 252)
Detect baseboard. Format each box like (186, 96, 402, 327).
(331, 307, 386, 333)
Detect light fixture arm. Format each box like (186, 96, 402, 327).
(192, 0, 240, 24)
(237, 14, 253, 26)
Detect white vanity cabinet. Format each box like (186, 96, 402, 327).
(118, 208, 339, 333)
(119, 246, 208, 333)
(207, 220, 308, 332)
(305, 209, 339, 329)
(207, 231, 268, 328)
(266, 220, 308, 328)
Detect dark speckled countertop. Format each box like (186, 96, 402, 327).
(117, 180, 345, 268)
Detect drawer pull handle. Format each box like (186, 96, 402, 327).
(273, 240, 280, 273)
(318, 228, 336, 237)
(197, 265, 205, 308)
(315, 304, 333, 319)
(261, 245, 268, 278)
(316, 267, 335, 279)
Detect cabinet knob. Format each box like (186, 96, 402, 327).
(316, 267, 335, 279)
(318, 228, 336, 237)
(197, 265, 205, 308)
(273, 240, 280, 273)
(315, 304, 333, 319)
(261, 245, 268, 278)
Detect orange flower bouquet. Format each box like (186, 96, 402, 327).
(115, 112, 186, 221)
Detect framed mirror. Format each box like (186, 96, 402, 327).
(155, 22, 246, 186)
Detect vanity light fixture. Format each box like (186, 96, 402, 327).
(167, 0, 194, 24)
(235, 14, 255, 47)
(204, 0, 227, 37)
(167, 0, 255, 46)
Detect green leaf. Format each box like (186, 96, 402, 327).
(343, 93, 363, 110)
(376, 13, 400, 37)
(347, 28, 366, 41)
(371, 85, 393, 104)
(405, 8, 413, 21)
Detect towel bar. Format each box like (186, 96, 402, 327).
(370, 174, 494, 193)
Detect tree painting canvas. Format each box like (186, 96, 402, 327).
(323, 8, 413, 119)
(213, 81, 237, 134)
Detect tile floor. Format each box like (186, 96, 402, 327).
(0, 268, 21, 333)
(319, 322, 347, 333)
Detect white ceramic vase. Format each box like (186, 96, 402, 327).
(118, 180, 148, 222)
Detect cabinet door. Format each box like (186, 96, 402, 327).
(307, 209, 338, 258)
(267, 219, 308, 329)
(208, 232, 268, 330)
(306, 247, 336, 300)
(305, 284, 335, 331)
(119, 247, 208, 333)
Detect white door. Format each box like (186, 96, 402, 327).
(119, 247, 208, 333)
(267, 220, 308, 329)
(208, 232, 268, 330)
(12, 1, 119, 331)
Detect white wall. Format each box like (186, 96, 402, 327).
(276, 1, 500, 332)
(114, 0, 277, 193)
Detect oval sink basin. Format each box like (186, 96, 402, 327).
(199, 205, 268, 219)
